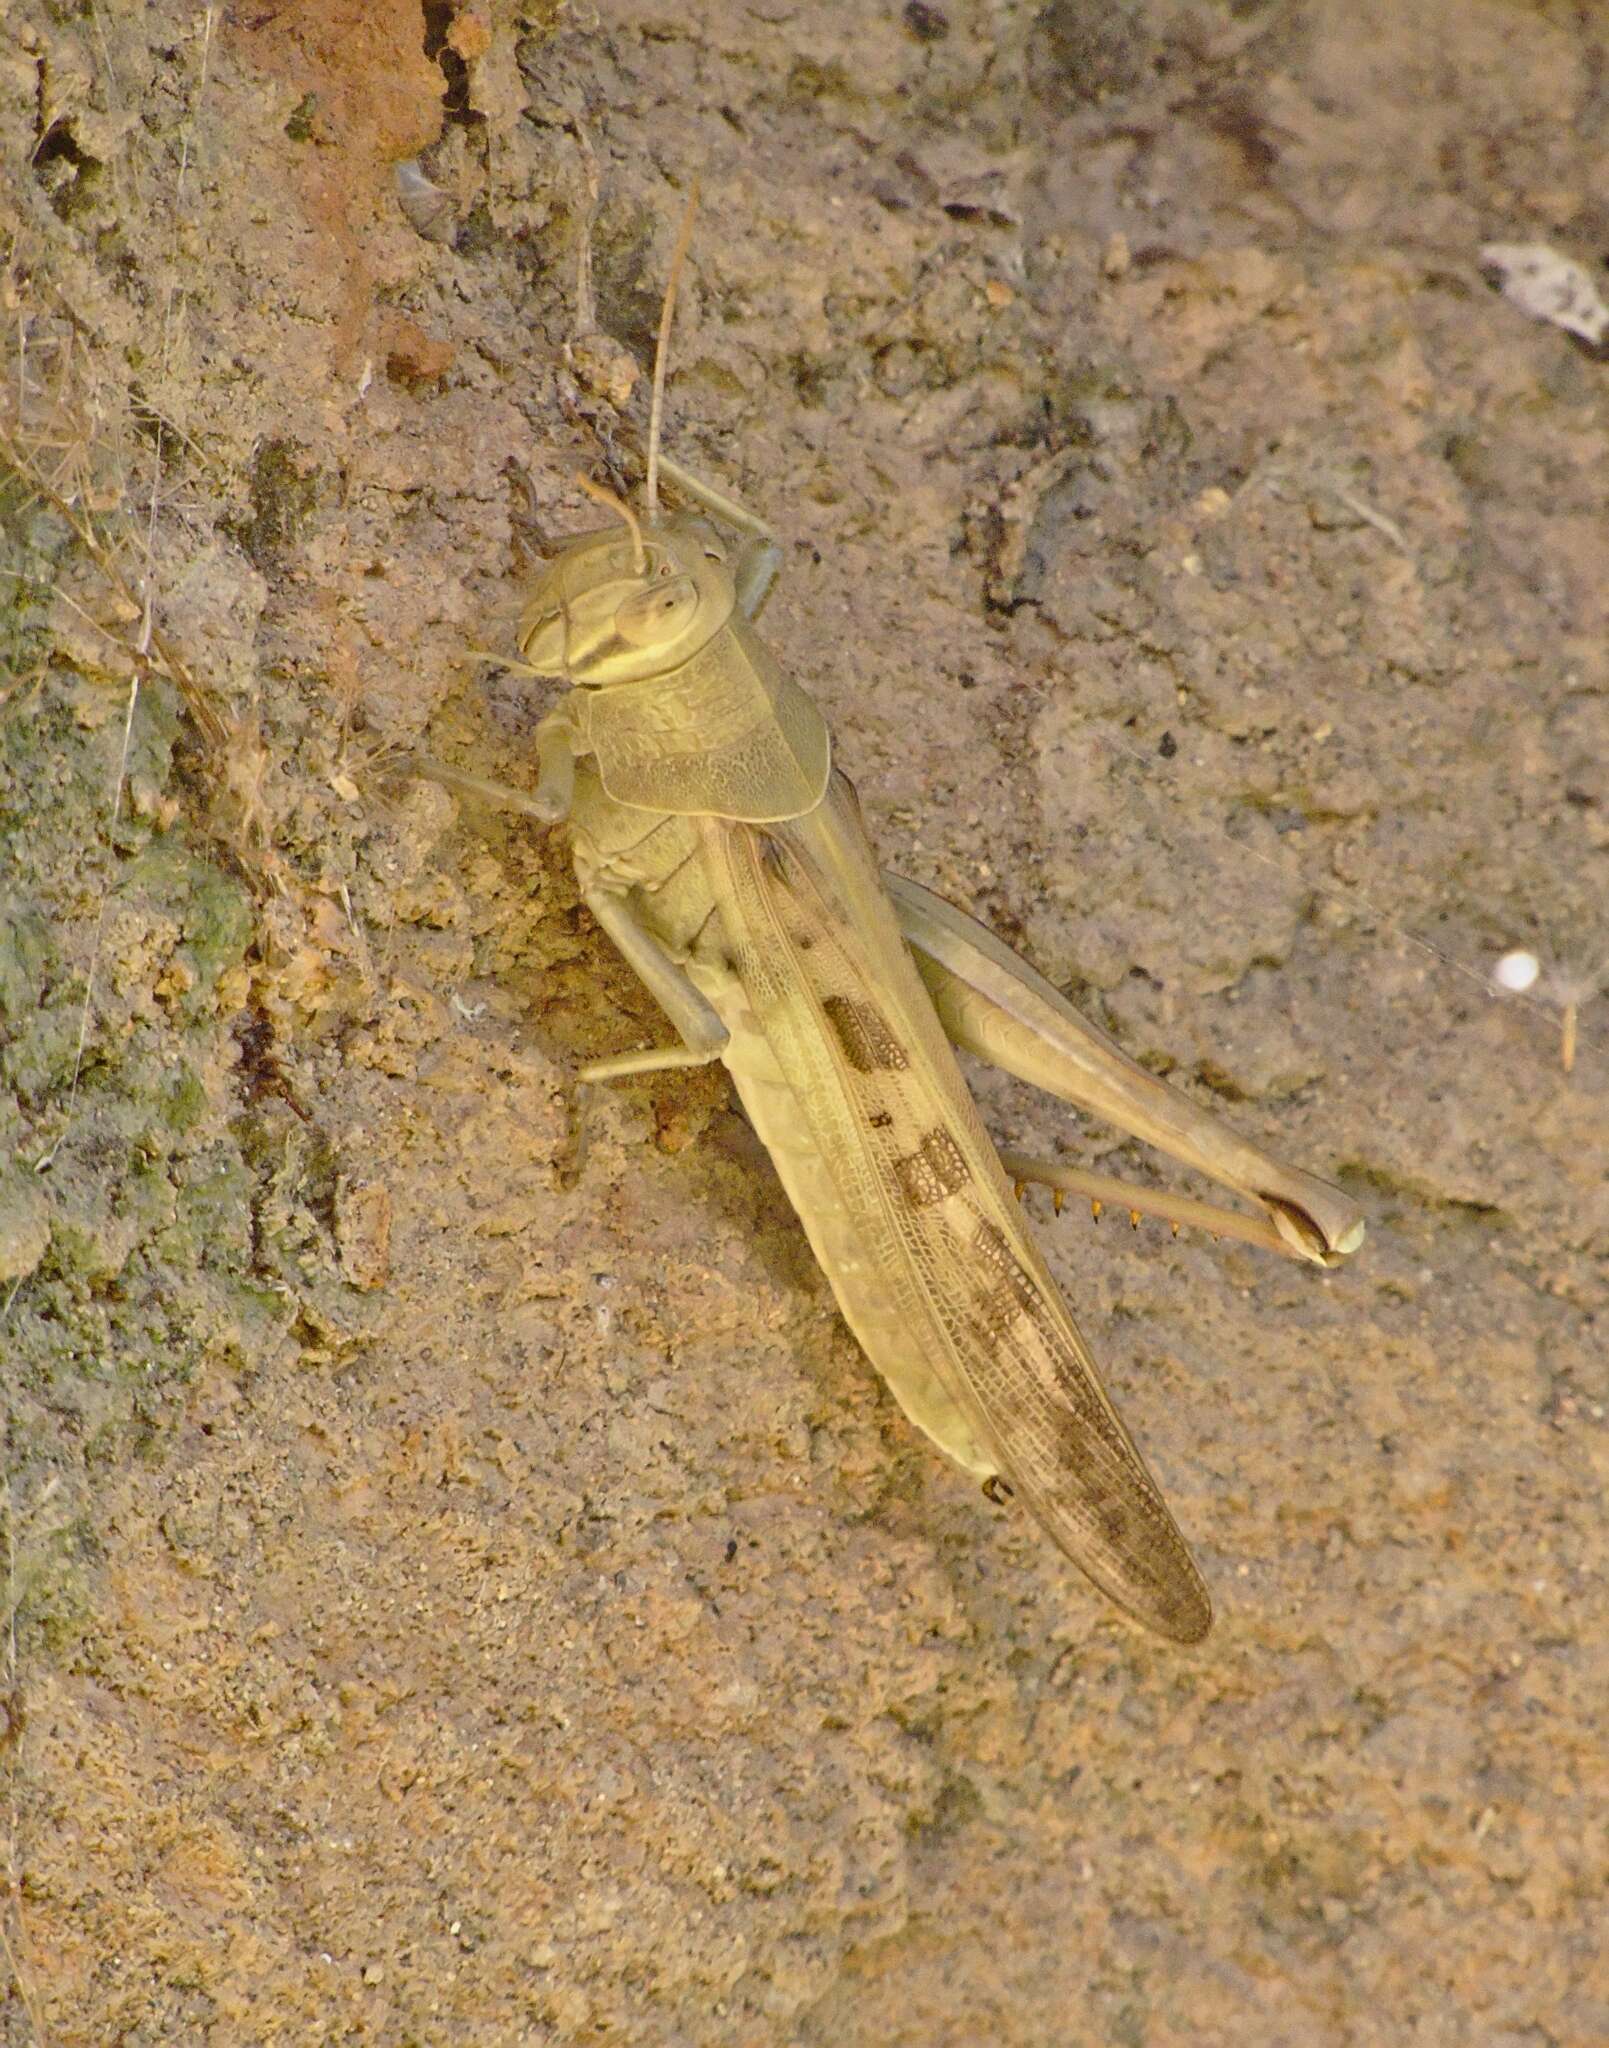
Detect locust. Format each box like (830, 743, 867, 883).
(430, 201, 1365, 1643)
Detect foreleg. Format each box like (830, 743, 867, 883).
(578, 885, 730, 1082)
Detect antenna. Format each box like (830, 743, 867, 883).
(575, 472, 646, 575)
(645, 182, 701, 523)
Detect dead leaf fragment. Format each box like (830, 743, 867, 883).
(1479, 241, 1609, 352)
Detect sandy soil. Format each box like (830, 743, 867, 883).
(2, 2, 1605, 2042)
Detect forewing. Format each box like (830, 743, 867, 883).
(713, 781, 1211, 1643)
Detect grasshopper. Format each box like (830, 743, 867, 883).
(435, 205, 1364, 1642)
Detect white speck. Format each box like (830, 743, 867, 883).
(1493, 949, 1541, 993)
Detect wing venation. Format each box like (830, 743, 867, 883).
(704, 773, 1212, 1643)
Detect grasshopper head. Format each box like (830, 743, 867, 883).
(518, 517, 736, 686)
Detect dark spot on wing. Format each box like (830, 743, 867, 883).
(868, 1110, 894, 1130)
(971, 1217, 1039, 1337)
(822, 994, 909, 1072)
(968, 1220, 1134, 1465)
(894, 1128, 971, 1208)
(791, 929, 814, 952)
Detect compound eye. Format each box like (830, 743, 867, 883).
(613, 575, 699, 648)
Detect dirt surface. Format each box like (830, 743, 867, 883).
(2, 2, 1605, 2043)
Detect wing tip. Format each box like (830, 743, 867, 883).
(1017, 1481, 1217, 1644)
(1094, 1554, 1214, 1645)
(1155, 1580, 1214, 1645)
